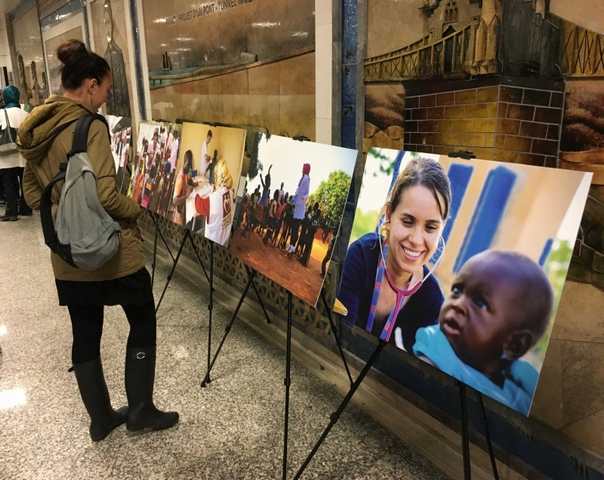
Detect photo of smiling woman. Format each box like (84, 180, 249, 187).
(338, 153, 451, 351)
(341, 147, 591, 416)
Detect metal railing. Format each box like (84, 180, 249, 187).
(364, 23, 477, 82)
(561, 22, 604, 77)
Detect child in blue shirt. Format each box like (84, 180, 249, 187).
(413, 250, 553, 415)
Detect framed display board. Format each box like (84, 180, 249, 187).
(339, 148, 591, 415)
(229, 134, 358, 306)
(170, 122, 246, 246)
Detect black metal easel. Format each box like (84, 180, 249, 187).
(149, 212, 216, 385)
(293, 341, 386, 479)
(154, 227, 210, 314)
(458, 382, 500, 480)
(292, 351, 500, 479)
(205, 241, 214, 382)
(150, 213, 176, 287)
(320, 292, 354, 386)
(282, 292, 294, 480)
(197, 270, 352, 479)
(200, 266, 272, 387)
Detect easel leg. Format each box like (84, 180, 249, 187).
(157, 225, 176, 262)
(206, 242, 214, 385)
(250, 267, 271, 324)
(282, 292, 293, 480)
(320, 292, 353, 387)
(479, 394, 500, 480)
(155, 230, 189, 314)
(150, 213, 176, 263)
(459, 382, 472, 480)
(293, 341, 385, 479)
(152, 221, 158, 287)
(201, 270, 256, 387)
(188, 235, 211, 285)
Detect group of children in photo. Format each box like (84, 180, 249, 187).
(234, 163, 332, 273)
(129, 124, 180, 217)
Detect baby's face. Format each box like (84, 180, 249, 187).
(439, 255, 524, 372)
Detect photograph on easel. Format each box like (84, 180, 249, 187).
(170, 122, 246, 246)
(229, 134, 358, 306)
(127, 120, 181, 218)
(105, 115, 132, 195)
(338, 148, 591, 415)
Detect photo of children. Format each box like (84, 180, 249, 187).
(229, 134, 357, 306)
(170, 122, 246, 246)
(339, 148, 591, 415)
(127, 121, 181, 219)
(105, 114, 132, 194)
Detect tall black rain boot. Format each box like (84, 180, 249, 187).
(73, 358, 128, 442)
(125, 347, 179, 432)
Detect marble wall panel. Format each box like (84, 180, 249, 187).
(150, 52, 315, 139)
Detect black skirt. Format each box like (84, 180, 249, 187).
(55, 267, 154, 306)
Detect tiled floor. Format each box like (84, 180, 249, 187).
(0, 214, 446, 479)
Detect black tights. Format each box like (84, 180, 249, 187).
(67, 302, 156, 365)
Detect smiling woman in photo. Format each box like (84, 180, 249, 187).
(338, 157, 451, 351)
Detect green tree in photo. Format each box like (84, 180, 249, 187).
(308, 170, 352, 231)
(350, 209, 380, 244)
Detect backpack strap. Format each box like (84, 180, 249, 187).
(68, 113, 108, 156)
(40, 162, 75, 266)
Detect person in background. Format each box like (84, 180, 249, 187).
(172, 149, 195, 226)
(199, 129, 213, 176)
(259, 164, 272, 210)
(299, 202, 321, 266)
(321, 228, 335, 276)
(287, 163, 310, 255)
(0, 85, 31, 221)
(263, 189, 280, 244)
(19, 40, 178, 442)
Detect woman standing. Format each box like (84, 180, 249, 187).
(19, 40, 178, 441)
(0, 85, 30, 221)
(338, 157, 451, 351)
(287, 163, 310, 254)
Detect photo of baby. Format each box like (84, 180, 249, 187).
(414, 250, 553, 414)
(339, 148, 592, 415)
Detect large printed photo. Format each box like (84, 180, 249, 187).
(170, 122, 246, 246)
(127, 121, 181, 218)
(230, 134, 357, 306)
(105, 114, 132, 194)
(339, 149, 591, 415)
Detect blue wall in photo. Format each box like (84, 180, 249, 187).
(453, 166, 517, 273)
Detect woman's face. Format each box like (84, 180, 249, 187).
(90, 73, 112, 110)
(386, 184, 444, 277)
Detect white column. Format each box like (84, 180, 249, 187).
(315, 0, 333, 144)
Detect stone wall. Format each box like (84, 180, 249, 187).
(403, 77, 564, 167)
